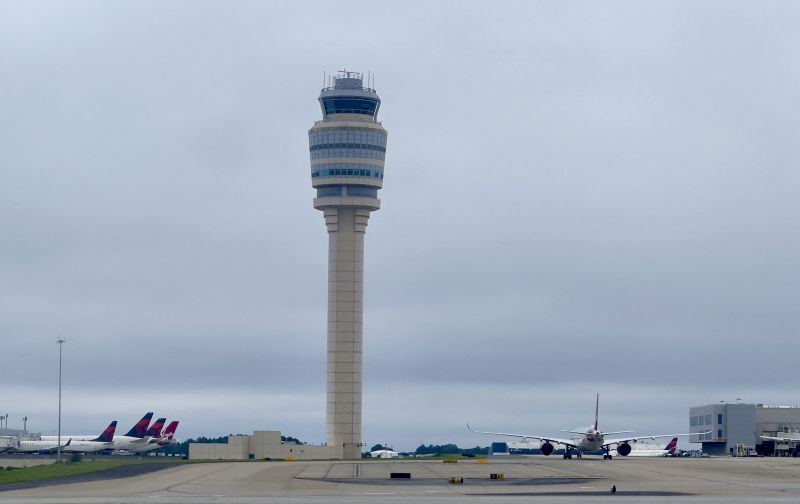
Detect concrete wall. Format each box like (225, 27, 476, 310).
(189, 436, 248, 460)
(189, 431, 342, 461)
(250, 431, 281, 459)
(0, 457, 57, 468)
(725, 404, 757, 454)
(756, 406, 800, 434)
(278, 444, 341, 460)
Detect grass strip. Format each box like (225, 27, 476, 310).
(0, 460, 166, 485)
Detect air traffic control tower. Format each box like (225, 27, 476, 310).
(309, 70, 387, 459)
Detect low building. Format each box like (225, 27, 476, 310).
(690, 402, 800, 456)
(369, 449, 399, 458)
(188, 431, 341, 461)
(0, 436, 19, 452)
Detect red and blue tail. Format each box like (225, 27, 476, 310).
(664, 437, 679, 454)
(124, 412, 153, 438)
(145, 418, 166, 438)
(91, 421, 117, 443)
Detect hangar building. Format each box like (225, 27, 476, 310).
(690, 402, 800, 456)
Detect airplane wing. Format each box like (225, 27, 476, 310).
(467, 424, 578, 449)
(602, 433, 701, 449)
(759, 434, 800, 442)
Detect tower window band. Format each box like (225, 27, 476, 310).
(322, 97, 379, 116)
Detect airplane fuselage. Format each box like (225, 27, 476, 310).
(112, 435, 154, 451)
(62, 440, 112, 453)
(43, 434, 152, 450)
(574, 428, 605, 452)
(15, 440, 68, 453)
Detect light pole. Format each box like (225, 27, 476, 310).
(23, 416, 27, 433)
(57, 338, 65, 463)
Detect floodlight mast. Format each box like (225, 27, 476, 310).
(57, 338, 64, 463)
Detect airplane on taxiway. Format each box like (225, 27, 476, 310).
(611, 436, 679, 457)
(469, 394, 705, 459)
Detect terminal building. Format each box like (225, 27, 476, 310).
(690, 402, 800, 456)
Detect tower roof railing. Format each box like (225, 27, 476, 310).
(321, 69, 378, 93)
(321, 84, 377, 93)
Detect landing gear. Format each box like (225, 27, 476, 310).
(563, 449, 573, 459)
(603, 448, 613, 460)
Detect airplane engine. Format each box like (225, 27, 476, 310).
(540, 442, 554, 456)
(616, 443, 632, 456)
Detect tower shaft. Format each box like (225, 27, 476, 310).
(325, 207, 369, 459)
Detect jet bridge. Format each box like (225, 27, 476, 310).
(0, 436, 20, 453)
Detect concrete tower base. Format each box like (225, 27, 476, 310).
(324, 206, 370, 459)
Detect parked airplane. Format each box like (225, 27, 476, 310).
(143, 418, 167, 439)
(130, 420, 180, 453)
(159, 420, 180, 446)
(611, 437, 679, 457)
(63, 421, 117, 453)
(469, 394, 701, 459)
(110, 412, 159, 451)
(43, 412, 155, 451)
(15, 438, 71, 454)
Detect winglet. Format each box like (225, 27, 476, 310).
(594, 393, 599, 431)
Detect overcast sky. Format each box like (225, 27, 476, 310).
(1, 0, 799, 451)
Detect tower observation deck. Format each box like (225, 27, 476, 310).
(309, 70, 387, 459)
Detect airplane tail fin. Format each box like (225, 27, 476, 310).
(665, 437, 678, 454)
(145, 418, 166, 438)
(157, 421, 179, 445)
(91, 421, 117, 443)
(124, 412, 154, 438)
(162, 420, 179, 437)
(594, 393, 599, 431)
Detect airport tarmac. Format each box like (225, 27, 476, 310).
(2, 456, 800, 503)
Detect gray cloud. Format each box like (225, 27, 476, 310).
(2, 0, 799, 450)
